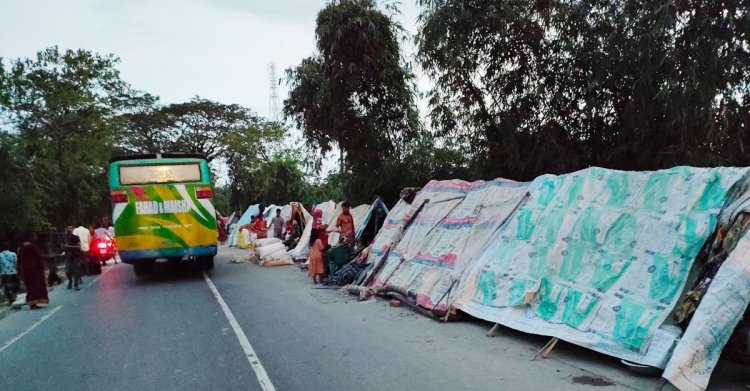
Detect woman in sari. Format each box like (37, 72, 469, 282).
(17, 232, 49, 309)
(217, 216, 228, 244)
(307, 228, 326, 284)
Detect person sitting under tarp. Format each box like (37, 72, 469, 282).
(283, 220, 301, 248)
(323, 244, 371, 286)
(240, 214, 268, 239)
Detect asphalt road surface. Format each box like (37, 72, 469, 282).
(1, 246, 748, 391)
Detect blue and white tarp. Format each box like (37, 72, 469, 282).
(227, 204, 260, 247)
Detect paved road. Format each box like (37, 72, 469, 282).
(0, 246, 748, 391)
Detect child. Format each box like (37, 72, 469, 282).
(307, 228, 326, 284)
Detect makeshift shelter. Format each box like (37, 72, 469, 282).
(355, 198, 390, 244)
(663, 182, 750, 391)
(363, 179, 529, 312)
(262, 204, 293, 239)
(288, 199, 389, 261)
(452, 167, 750, 370)
(227, 204, 261, 247)
(354, 166, 750, 390)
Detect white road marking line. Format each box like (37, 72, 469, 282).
(0, 305, 63, 354)
(203, 272, 276, 391)
(86, 263, 117, 287)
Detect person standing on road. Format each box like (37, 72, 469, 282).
(334, 201, 355, 247)
(17, 232, 49, 309)
(269, 209, 285, 239)
(307, 228, 326, 284)
(1, 245, 19, 304)
(73, 223, 91, 276)
(64, 225, 82, 290)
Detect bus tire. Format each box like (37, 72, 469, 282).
(133, 261, 154, 276)
(198, 256, 214, 271)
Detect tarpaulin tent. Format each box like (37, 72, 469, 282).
(228, 204, 260, 247)
(354, 166, 750, 390)
(355, 197, 390, 241)
(453, 167, 750, 370)
(262, 204, 293, 239)
(363, 179, 529, 312)
(663, 185, 750, 391)
(288, 200, 388, 260)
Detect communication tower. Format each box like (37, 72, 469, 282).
(267, 62, 281, 122)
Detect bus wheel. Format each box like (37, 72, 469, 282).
(197, 256, 214, 271)
(133, 261, 154, 276)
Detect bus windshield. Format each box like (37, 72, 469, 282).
(119, 163, 202, 185)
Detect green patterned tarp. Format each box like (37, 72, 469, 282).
(455, 166, 750, 366)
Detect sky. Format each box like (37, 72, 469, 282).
(0, 0, 423, 119)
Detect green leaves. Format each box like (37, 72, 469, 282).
(117, 97, 268, 163)
(285, 0, 421, 204)
(417, 0, 750, 180)
(0, 47, 129, 234)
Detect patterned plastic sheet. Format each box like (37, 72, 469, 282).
(455, 166, 750, 366)
(366, 179, 528, 312)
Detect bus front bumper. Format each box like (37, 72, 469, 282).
(119, 245, 218, 263)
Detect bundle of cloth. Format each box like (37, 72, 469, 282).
(323, 245, 371, 286)
(254, 238, 293, 267)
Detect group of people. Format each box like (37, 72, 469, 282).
(0, 220, 116, 310)
(239, 208, 302, 244)
(307, 202, 356, 284)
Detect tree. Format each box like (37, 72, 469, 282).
(0, 47, 131, 229)
(222, 119, 286, 208)
(0, 133, 47, 245)
(417, 0, 750, 180)
(117, 97, 264, 162)
(285, 0, 422, 203)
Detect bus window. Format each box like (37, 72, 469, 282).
(119, 164, 201, 185)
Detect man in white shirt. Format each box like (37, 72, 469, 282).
(72, 224, 91, 252)
(72, 224, 91, 276)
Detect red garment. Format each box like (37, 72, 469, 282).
(252, 219, 268, 239)
(218, 220, 228, 243)
(17, 242, 49, 306)
(312, 209, 324, 229)
(311, 209, 328, 247)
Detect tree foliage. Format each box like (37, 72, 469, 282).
(117, 97, 268, 162)
(417, 0, 750, 180)
(0, 47, 130, 233)
(285, 0, 422, 203)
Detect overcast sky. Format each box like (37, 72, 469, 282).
(1, 0, 423, 119)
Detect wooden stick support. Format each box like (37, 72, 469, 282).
(532, 337, 559, 360)
(486, 323, 501, 337)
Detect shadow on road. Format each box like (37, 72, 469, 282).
(128, 261, 206, 284)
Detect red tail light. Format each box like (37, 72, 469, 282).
(111, 190, 128, 203)
(195, 186, 213, 199)
(97, 242, 107, 249)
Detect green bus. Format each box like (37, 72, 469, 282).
(109, 153, 217, 275)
